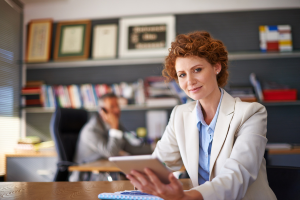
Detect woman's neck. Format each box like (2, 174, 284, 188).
(199, 87, 222, 125)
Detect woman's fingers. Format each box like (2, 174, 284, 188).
(168, 173, 183, 191)
(126, 174, 143, 189)
(145, 169, 185, 197)
(144, 168, 172, 196)
(130, 170, 150, 186)
(127, 171, 157, 194)
(144, 168, 165, 188)
(128, 168, 186, 200)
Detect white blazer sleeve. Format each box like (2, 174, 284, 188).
(152, 105, 183, 171)
(193, 103, 268, 200)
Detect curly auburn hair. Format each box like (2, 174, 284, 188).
(162, 31, 229, 87)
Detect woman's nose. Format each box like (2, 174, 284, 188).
(187, 75, 196, 85)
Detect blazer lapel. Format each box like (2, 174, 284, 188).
(209, 90, 235, 178)
(183, 101, 199, 186)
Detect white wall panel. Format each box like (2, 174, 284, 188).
(24, 0, 300, 24)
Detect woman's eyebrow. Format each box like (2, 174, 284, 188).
(191, 64, 203, 69)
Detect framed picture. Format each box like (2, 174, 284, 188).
(54, 20, 91, 61)
(119, 15, 175, 58)
(92, 24, 118, 59)
(26, 19, 52, 63)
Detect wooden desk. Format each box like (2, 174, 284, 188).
(5, 151, 57, 157)
(68, 159, 186, 173)
(0, 179, 193, 200)
(69, 159, 120, 172)
(268, 148, 300, 155)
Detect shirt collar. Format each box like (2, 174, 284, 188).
(195, 88, 224, 132)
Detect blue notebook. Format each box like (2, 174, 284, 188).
(98, 190, 163, 200)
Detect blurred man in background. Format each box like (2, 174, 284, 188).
(69, 93, 151, 181)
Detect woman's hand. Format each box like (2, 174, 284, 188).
(126, 168, 203, 200)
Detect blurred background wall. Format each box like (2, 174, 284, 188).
(22, 0, 300, 24)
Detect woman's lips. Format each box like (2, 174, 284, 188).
(189, 86, 202, 93)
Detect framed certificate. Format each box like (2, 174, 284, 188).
(26, 19, 52, 63)
(119, 15, 175, 58)
(54, 20, 91, 61)
(92, 24, 118, 59)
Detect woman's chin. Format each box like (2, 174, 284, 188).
(188, 94, 203, 101)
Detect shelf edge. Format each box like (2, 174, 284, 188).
(23, 105, 175, 113)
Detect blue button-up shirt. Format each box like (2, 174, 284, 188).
(196, 89, 223, 185)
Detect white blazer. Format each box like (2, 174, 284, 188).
(153, 89, 277, 200)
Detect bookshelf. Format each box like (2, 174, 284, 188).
(23, 105, 175, 113)
(25, 51, 300, 69)
(22, 100, 300, 114)
(26, 57, 165, 69)
(262, 101, 300, 106)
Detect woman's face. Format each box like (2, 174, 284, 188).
(175, 56, 221, 101)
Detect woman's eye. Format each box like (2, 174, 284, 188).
(178, 73, 186, 78)
(195, 68, 202, 72)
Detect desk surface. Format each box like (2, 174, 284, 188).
(0, 179, 192, 200)
(5, 151, 57, 157)
(69, 159, 120, 172)
(268, 148, 300, 155)
(68, 159, 186, 172)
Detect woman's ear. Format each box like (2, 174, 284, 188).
(214, 62, 222, 74)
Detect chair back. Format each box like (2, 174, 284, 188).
(267, 166, 300, 200)
(50, 107, 88, 181)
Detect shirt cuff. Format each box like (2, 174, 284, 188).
(109, 129, 123, 139)
(191, 182, 216, 200)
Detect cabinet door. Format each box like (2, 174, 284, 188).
(6, 156, 57, 182)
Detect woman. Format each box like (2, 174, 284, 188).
(127, 31, 276, 200)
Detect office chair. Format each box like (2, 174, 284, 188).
(267, 166, 300, 200)
(50, 107, 88, 181)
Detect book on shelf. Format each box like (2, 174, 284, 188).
(226, 87, 257, 102)
(15, 139, 55, 152)
(135, 79, 146, 105)
(80, 84, 97, 108)
(263, 89, 297, 101)
(21, 87, 41, 94)
(169, 80, 188, 103)
(68, 85, 82, 108)
(249, 73, 264, 102)
(21, 81, 45, 107)
(23, 82, 133, 109)
(46, 85, 56, 108)
(54, 85, 71, 108)
(144, 76, 170, 97)
(144, 76, 180, 107)
(248, 74, 298, 102)
(15, 136, 41, 152)
(25, 80, 44, 87)
(262, 81, 297, 101)
(94, 84, 112, 98)
(22, 77, 182, 110)
(18, 136, 41, 144)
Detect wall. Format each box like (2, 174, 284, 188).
(26, 9, 300, 144)
(23, 0, 300, 24)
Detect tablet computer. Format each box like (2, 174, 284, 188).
(109, 155, 171, 184)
